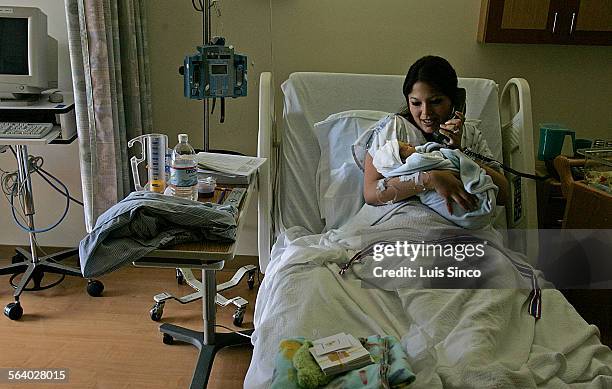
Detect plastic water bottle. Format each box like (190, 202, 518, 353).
(169, 133, 198, 201)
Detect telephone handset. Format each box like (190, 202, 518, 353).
(426, 87, 547, 183)
(431, 88, 467, 145)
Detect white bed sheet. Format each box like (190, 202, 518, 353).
(246, 204, 612, 388)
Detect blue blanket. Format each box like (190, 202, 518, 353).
(79, 191, 237, 277)
(378, 142, 498, 229)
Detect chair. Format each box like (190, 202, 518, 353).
(553, 155, 612, 346)
(554, 155, 612, 228)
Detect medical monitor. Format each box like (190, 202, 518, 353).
(0, 6, 56, 102)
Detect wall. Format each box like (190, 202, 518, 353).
(0, 0, 85, 248)
(147, 0, 611, 255)
(267, 0, 611, 142)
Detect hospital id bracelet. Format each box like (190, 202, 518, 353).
(376, 177, 398, 205)
(399, 172, 428, 192)
(376, 177, 388, 193)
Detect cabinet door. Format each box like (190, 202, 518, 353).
(478, 0, 562, 43)
(567, 0, 612, 45)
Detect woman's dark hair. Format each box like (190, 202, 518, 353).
(399, 56, 459, 118)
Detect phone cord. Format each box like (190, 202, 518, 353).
(462, 148, 549, 181)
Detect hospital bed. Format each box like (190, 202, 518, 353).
(248, 72, 612, 388)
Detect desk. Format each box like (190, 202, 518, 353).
(133, 180, 255, 389)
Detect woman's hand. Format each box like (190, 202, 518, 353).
(398, 141, 416, 162)
(426, 170, 477, 214)
(438, 111, 464, 149)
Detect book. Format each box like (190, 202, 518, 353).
(309, 333, 373, 376)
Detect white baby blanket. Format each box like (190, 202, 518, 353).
(373, 141, 498, 229)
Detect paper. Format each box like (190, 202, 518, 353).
(309, 333, 373, 376)
(194, 152, 266, 176)
(197, 168, 241, 179)
(312, 333, 352, 355)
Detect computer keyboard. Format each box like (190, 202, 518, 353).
(0, 122, 54, 139)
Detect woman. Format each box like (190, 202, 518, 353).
(362, 56, 508, 213)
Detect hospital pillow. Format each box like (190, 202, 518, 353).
(314, 110, 390, 230)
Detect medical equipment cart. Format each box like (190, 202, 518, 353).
(0, 95, 103, 320)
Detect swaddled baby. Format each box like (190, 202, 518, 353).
(354, 115, 498, 229)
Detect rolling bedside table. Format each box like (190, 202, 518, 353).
(132, 179, 256, 389)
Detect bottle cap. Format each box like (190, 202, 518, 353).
(178, 133, 188, 143)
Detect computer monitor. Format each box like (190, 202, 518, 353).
(0, 6, 57, 104)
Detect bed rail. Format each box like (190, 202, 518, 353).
(500, 78, 539, 262)
(257, 72, 275, 272)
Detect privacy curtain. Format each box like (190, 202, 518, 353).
(64, 0, 152, 231)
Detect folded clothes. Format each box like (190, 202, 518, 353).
(79, 191, 237, 277)
(270, 335, 415, 389)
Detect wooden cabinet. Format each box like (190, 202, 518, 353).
(478, 0, 612, 45)
(571, 0, 612, 44)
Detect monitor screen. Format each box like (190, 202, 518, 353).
(0, 17, 29, 75)
(211, 64, 227, 75)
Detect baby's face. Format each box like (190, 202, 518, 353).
(398, 141, 416, 151)
(398, 141, 417, 159)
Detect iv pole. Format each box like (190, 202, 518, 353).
(203, 0, 211, 152)
(157, 3, 252, 388)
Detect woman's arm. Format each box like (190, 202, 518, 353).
(476, 161, 509, 205)
(364, 153, 423, 205)
(363, 153, 478, 212)
(454, 120, 508, 205)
